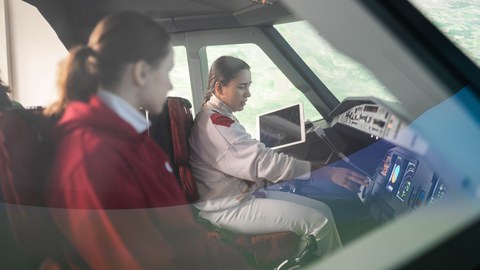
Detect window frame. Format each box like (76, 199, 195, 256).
(170, 26, 338, 118)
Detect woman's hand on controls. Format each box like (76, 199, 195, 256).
(327, 167, 369, 192)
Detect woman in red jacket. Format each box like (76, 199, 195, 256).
(45, 11, 249, 270)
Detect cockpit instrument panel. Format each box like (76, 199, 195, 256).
(326, 98, 448, 223)
(327, 97, 428, 156)
(331, 103, 405, 141)
(359, 147, 445, 222)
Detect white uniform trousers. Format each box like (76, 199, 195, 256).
(198, 190, 342, 257)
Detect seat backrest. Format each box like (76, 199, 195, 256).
(150, 97, 307, 269)
(0, 109, 55, 206)
(0, 109, 64, 262)
(149, 97, 199, 202)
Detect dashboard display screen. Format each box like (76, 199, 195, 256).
(386, 155, 403, 192)
(429, 178, 447, 204)
(364, 105, 379, 113)
(380, 154, 393, 177)
(396, 161, 417, 201)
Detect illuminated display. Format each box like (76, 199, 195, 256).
(396, 161, 417, 202)
(415, 189, 426, 208)
(363, 105, 379, 112)
(380, 154, 393, 177)
(429, 179, 447, 204)
(386, 156, 403, 192)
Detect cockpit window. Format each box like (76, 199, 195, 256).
(274, 21, 398, 103)
(409, 0, 480, 67)
(168, 46, 193, 104)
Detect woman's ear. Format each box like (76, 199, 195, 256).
(214, 81, 222, 95)
(132, 60, 149, 87)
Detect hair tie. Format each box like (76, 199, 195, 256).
(80, 46, 99, 75)
(83, 46, 98, 58)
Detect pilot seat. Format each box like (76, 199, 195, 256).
(150, 97, 320, 269)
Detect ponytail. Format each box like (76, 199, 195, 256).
(202, 76, 217, 106)
(202, 90, 214, 106)
(46, 11, 171, 116)
(45, 45, 99, 116)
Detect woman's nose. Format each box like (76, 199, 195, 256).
(245, 88, 251, 97)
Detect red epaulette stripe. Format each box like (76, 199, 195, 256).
(210, 113, 234, 127)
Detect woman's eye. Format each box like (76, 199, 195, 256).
(238, 83, 251, 90)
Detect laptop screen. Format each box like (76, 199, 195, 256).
(257, 103, 306, 150)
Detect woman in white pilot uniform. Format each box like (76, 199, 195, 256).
(189, 56, 368, 257)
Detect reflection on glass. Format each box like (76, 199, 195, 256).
(409, 0, 480, 67)
(275, 21, 397, 103)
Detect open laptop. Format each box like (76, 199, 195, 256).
(257, 103, 306, 150)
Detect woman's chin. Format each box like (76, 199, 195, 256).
(237, 105, 246, 111)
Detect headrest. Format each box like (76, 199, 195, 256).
(168, 97, 193, 166)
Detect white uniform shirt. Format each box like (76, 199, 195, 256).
(189, 95, 311, 212)
(97, 89, 150, 133)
